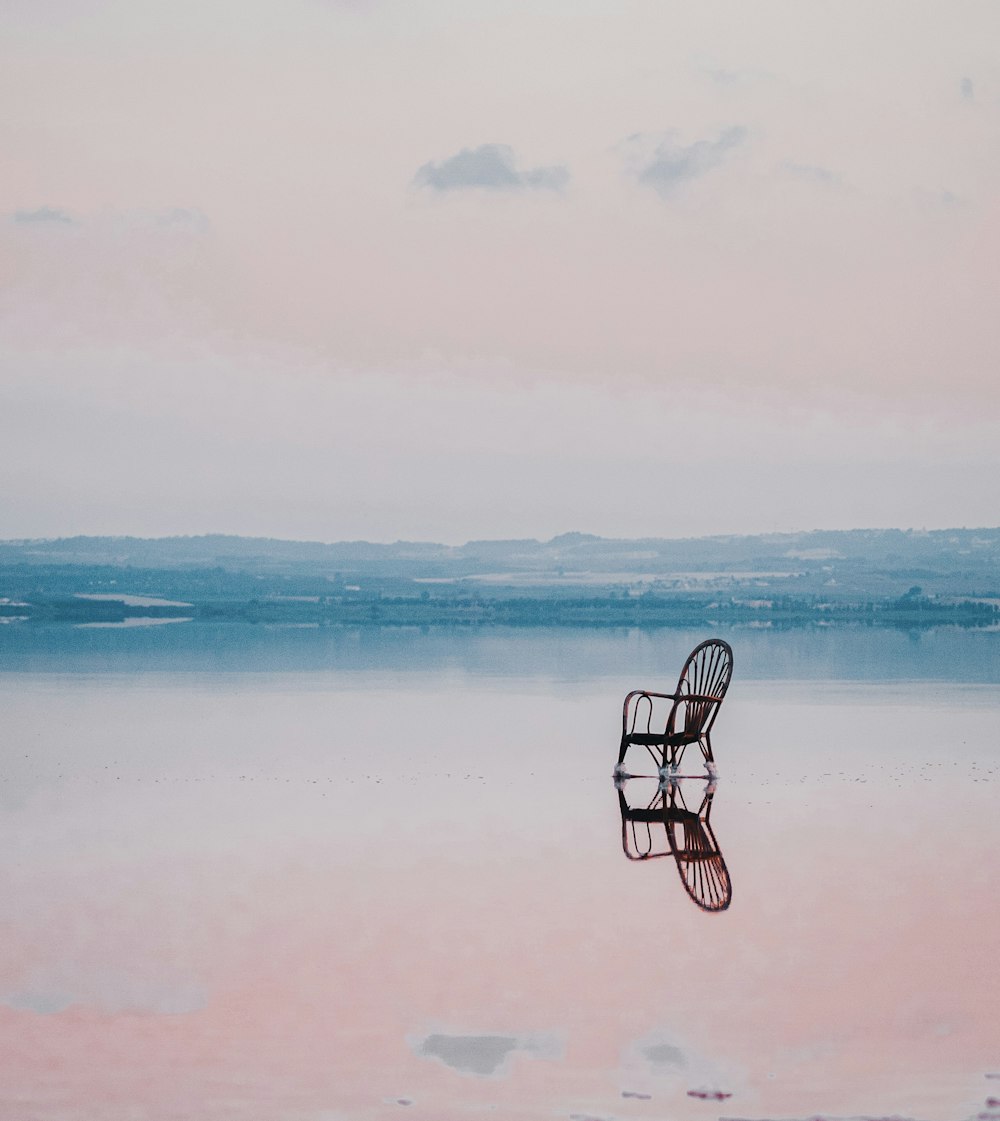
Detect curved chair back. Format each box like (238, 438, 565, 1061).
(616, 781, 733, 910)
(669, 639, 734, 739)
(666, 812, 732, 912)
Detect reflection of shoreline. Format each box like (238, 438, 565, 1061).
(7, 596, 1000, 629)
(616, 777, 732, 912)
(2, 624, 999, 685)
(73, 617, 194, 629)
(74, 593, 193, 608)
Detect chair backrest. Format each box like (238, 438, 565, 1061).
(617, 783, 732, 910)
(665, 780, 731, 910)
(671, 639, 734, 737)
(667, 814, 732, 911)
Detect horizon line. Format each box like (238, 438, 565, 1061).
(2, 525, 998, 550)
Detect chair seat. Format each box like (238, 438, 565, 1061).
(624, 731, 700, 747)
(626, 807, 699, 825)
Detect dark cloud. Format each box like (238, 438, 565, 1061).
(414, 144, 569, 193)
(416, 1033, 518, 1076)
(960, 76, 974, 101)
(623, 127, 747, 197)
(643, 1042, 687, 1068)
(412, 1030, 561, 1077)
(12, 206, 75, 226)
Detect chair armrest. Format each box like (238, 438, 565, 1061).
(622, 689, 680, 736)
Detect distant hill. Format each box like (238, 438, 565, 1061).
(1, 527, 998, 583)
(2, 529, 998, 629)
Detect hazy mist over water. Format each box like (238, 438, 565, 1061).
(3, 622, 1000, 684)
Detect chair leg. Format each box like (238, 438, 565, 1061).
(700, 734, 714, 764)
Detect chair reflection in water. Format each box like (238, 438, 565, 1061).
(617, 639, 733, 775)
(617, 777, 732, 912)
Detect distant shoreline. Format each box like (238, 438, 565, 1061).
(2, 527, 998, 632)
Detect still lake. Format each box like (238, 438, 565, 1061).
(1, 624, 998, 1121)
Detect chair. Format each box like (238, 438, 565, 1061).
(617, 778, 732, 912)
(617, 639, 733, 771)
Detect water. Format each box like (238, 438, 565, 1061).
(1, 626, 998, 1120)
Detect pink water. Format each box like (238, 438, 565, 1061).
(2, 670, 998, 1120)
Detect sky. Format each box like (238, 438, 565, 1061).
(2, 0, 999, 543)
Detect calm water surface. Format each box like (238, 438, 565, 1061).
(1, 627, 998, 1121)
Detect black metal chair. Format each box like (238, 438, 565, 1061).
(617, 778, 732, 912)
(617, 639, 733, 771)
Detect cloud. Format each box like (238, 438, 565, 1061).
(413, 144, 569, 193)
(411, 1030, 562, 1077)
(9, 206, 209, 233)
(624, 1029, 732, 1085)
(155, 207, 210, 233)
(12, 206, 75, 226)
(99, 207, 210, 235)
(2, 989, 68, 1015)
(1, 972, 206, 1015)
(418, 1034, 517, 1076)
(621, 127, 747, 197)
(913, 187, 966, 209)
(619, 1031, 743, 1107)
(705, 67, 744, 86)
(960, 76, 974, 101)
(780, 161, 842, 187)
(643, 1042, 687, 1068)
(701, 64, 774, 89)
(642, 1042, 687, 1068)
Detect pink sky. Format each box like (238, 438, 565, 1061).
(2, 0, 1000, 540)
